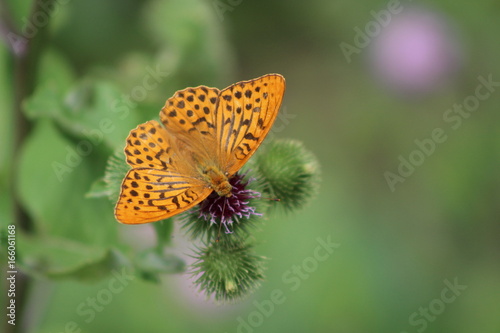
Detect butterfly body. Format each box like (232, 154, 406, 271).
(200, 166, 233, 197)
(115, 74, 286, 224)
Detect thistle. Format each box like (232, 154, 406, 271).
(105, 138, 320, 301)
(191, 239, 266, 302)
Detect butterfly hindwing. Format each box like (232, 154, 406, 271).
(115, 168, 211, 224)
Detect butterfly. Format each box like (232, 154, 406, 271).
(115, 74, 286, 224)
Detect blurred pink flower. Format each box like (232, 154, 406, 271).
(370, 8, 463, 95)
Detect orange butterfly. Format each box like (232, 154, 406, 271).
(115, 74, 286, 224)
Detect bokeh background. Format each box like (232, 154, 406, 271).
(1, 0, 499, 332)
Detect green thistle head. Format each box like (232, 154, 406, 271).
(191, 238, 266, 302)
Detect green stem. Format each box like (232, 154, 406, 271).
(0, 0, 25, 56)
(0, 0, 57, 332)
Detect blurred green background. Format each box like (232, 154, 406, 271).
(1, 0, 499, 332)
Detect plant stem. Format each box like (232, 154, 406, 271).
(0, 0, 57, 332)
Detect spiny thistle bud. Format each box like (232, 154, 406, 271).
(191, 238, 266, 302)
(253, 139, 320, 211)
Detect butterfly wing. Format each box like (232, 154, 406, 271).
(215, 74, 286, 175)
(123, 120, 173, 170)
(115, 168, 211, 224)
(115, 120, 212, 224)
(159, 85, 220, 164)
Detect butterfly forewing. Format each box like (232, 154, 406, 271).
(159, 85, 220, 157)
(216, 74, 286, 175)
(124, 121, 173, 169)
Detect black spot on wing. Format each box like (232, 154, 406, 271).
(244, 133, 259, 141)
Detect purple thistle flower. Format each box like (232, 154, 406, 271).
(196, 172, 262, 233)
(369, 7, 463, 96)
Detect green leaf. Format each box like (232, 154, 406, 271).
(62, 80, 141, 150)
(37, 48, 76, 89)
(16, 120, 118, 245)
(85, 177, 109, 199)
(91, 52, 175, 111)
(22, 49, 76, 121)
(18, 234, 131, 282)
(24, 78, 142, 152)
(134, 248, 185, 283)
(143, 0, 234, 85)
